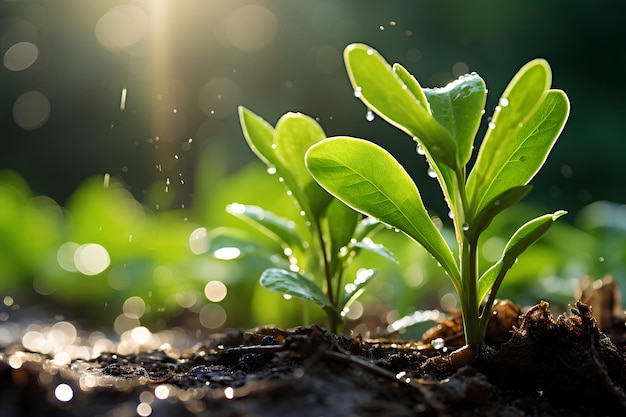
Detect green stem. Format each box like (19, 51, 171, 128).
(315, 223, 338, 332)
(453, 168, 482, 346)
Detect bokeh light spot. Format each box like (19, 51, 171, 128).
(4, 42, 39, 71)
(189, 227, 210, 254)
(123, 296, 146, 319)
(199, 304, 227, 329)
(204, 281, 227, 302)
(57, 242, 79, 272)
(55, 383, 73, 402)
(95, 4, 148, 49)
(213, 247, 241, 260)
(137, 402, 152, 417)
(224, 5, 277, 52)
(74, 243, 110, 275)
(13, 91, 51, 130)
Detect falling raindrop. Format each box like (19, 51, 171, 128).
(365, 109, 375, 122)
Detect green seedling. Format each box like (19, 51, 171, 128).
(305, 44, 570, 346)
(231, 107, 396, 332)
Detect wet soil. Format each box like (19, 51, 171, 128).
(2, 300, 626, 417)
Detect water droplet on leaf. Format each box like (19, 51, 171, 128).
(365, 110, 375, 122)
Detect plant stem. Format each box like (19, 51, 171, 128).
(453, 168, 482, 346)
(315, 223, 338, 332)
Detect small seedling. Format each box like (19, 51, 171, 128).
(305, 44, 570, 346)
(230, 107, 396, 332)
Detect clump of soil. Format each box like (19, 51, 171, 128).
(2, 300, 626, 417)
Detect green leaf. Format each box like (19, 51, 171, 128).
(468, 185, 532, 239)
(274, 113, 333, 219)
(260, 268, 340, 320)
(392, 63, 430, 110)
(341, 268, 377, 313)
(324, 198, 359, 261)
(306, 136, 460, 285)
(344, 43, 458, 169)
(423, 73, 486, 167)
(226, 203, 304, 251)
(352, 238, 398, 263)
(477, 210, 567, 303)
(467, 60, 569, 216)
(238, 106, 277, 168)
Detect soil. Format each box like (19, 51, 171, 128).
(2, 299, 626, 417)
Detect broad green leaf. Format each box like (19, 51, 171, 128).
(477, 210, 567, 302)
(467, 60, 562, 215)
(352, 237, 398, 263)
(306, 136, 460, 285)
(260, 268, 340, 320)
(238, 106, 277, 168)
(226, 203, 304, 251)
(344, 43, 458, 169)
(274, 113, 333, 219)
(467, 185, 532, 240)
(341, 268, 377, 312)
(423, 73, 486, 167)
(468, 90, 569, 218)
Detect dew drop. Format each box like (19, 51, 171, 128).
(494, 200, 501, 206)
(267, 166, 277, 175)
(462, 223, 470, 231)
(354, 86, 362, 98)
(499, 97, 510, 107)
(447, 210, 454, 220)
(271, 143, 277, 149)
(427, 167, 437, 178)
(365, 110, 375, 122)
(488, 122, 496, 129)
(416, 144, 426, 155)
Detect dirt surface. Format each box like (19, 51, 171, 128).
(2, 300, 626, 417)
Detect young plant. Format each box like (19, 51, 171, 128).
(230, 107, 396, 332)
(305, 44, 570, 346)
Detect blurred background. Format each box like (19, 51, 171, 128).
(1, 0, 625, 346)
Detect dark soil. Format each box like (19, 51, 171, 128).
(2, 300, 626, 417)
